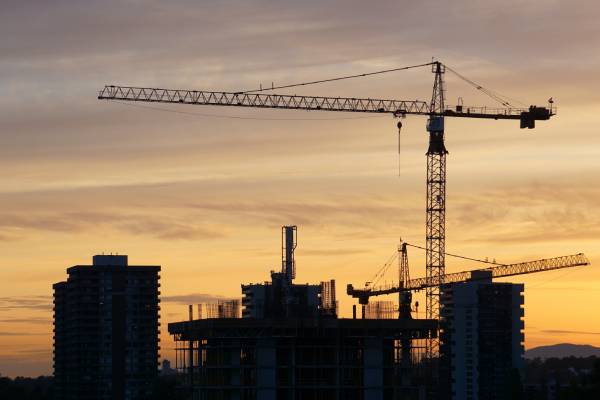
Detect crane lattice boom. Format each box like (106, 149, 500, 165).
(347, 253, 589, 304)
(97, 85, 552, 122)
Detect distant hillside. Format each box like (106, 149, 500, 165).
(525, 343, 600, 359)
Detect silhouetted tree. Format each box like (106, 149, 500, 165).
(0, 375, 53, 400)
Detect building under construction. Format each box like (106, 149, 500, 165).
(169, 226, 437, 400)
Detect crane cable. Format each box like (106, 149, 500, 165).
(239, 62, 435, 94)
(365, 242, 504, 291)
(240, 61, 529, 112)
(403, 242, 506, 266)
(367, 250, 399, 288)
(443, 64, 527, 108)
(110, 61, 528, 119)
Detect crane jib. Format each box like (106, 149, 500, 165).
(346, 253, 589, 302)
(98, 85, 553, 125)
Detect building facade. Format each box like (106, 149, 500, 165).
(440, 271, 525, 400)
(170, 318, 436, 400)
(53, 255, 161, 400)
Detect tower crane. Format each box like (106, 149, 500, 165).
(348, 245, 589, 383)
(98, 61, 555, 356)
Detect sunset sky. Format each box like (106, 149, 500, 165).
(1, 0, 600, 377)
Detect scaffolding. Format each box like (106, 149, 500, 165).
(197, 300, 241, 319)
(365, 301, 397, 319)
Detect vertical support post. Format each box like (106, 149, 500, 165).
(398, 243, 412, 320)
(282, 225, 297, 318)
(188, 305, 193, 392)
(282, 225, 297, 283)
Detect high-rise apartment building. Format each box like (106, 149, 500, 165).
(440, 270, 525, 400)
(53, 255, 161, 400)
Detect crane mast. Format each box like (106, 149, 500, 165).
(425, 62, 447, 357)
(398, 242, 412, 320)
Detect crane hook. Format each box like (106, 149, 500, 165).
(397, 121, 403, 176)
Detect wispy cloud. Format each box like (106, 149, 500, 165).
(528, 286, 600, 292)
(162, 293, 231, 305)
(0, 211, 227, 241)
(0, 296, 52, 312)
(299, 248, 370, 257)
(451, 183, 600, 246)
(0, 331, 46, 336)
(1, 177, 599, 248)
(541, 330, 600, 336)
(14, 348, 53, 356)
(0, 317, 52, 325)
(117, 218, 227, 241)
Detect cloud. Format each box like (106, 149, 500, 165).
(0, 318, 52, 325)
(2, 172, 599, 249)
(450, 182, 600, 246)
(0, 296, 52, 312)
(185, 197, 421, 235)
(162, 293, 231, 305)
(117, 219, 226, 241)
(541, 330, 600, 336)
(2, 1, 599, 70)
(0, 332, 46, 336)
(0, 212, 104, 234)
(14, 349, 53, 356)
(299, 248, 370, 257)
(0, 233, 18, 242)
(0, 0, 597, 187)
(0, 211, 226, 241)
(528, 286, 600, 292)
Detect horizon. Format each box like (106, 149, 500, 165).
(1, 0, 600, 378)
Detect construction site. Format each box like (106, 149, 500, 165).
(169, 226, 436, 400)
(99, 61, 591, 400)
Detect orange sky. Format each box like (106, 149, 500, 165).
(1, 0, 600, 377)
